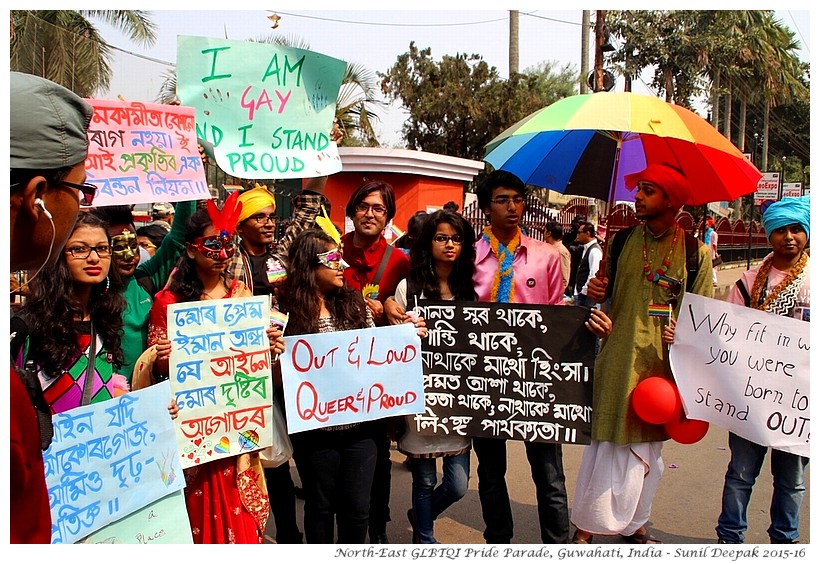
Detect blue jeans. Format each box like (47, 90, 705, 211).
(408, 453, 471, 544)
(472, 437, 569, 543)
(716, 433, 809, 543)
(292, 423, 378, 544)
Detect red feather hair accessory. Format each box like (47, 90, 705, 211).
(206, 191, 243, 238)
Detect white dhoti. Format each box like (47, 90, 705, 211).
(570, 439, 665, 536)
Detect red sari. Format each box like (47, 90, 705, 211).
(148, 279, 269, 544)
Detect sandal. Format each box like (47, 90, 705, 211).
(621, 530, 662, 544)
(571, 530, 593, 544)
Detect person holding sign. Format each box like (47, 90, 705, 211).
(341, 180, 411, 543)
(226, 181, 332, 545)
(468, 170, 611, 544)
(279, 229, 379, 543)
(90, 201, 195, 382)
(393, 209, 477, 544)
(712, 195, 810, 544)
(9, 71, 94, 543)
(147, 199, 286, 544)
(571, 164, 713, 545)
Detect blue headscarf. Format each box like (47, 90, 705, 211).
(762, 195, 810, 241)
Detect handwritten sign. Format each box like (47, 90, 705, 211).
(670, 293, 810, 457)
(44, 382, 184, 544)
(168, 296, 273, 468)
(280, 324, 424, 433)
(79, 490, 193, 544)
(177, 35, 346, 179)
(410, 301, 596, 444)
(85, 99, 210, 206)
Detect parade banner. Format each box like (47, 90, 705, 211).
(280, 323, 424, 433)
(176, 35, 346, 179)
(85, 99, 210, 206)
(79, 490, 193, 544)
(44, 382, 184, 544)
(168, 296, 273, 468)
(670, 293, 810, 457)
(411, 301, 596, 444)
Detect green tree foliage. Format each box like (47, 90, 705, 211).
(380, 42, 577, 159)
(10, 10, 156, 97)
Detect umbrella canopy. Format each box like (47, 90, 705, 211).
(484, 92, 762, 206)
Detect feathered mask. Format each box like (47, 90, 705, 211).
(206, 190, 243, 239)
(315, 204, 341, 245)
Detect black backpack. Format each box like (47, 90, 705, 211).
(605, 224, 702, 299)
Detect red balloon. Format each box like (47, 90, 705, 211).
(631, 377, 680, 425)
(665, 414, 710, 444)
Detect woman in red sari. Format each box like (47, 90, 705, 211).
(147, 194, 285, 543)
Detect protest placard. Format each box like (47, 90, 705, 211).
(44, 382, 184, 544)
(670, 293, 810, 457)
(79, 490, 193, 544)
(411, 301, 596, 444)
(280, 323, 424, 433)
(168, 296, 273, 468)
(177, 35, 346, 179)
(85, 99, 210, 206)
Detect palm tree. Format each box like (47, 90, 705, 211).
(10, 10, 156, 97)
(156, 33, 384, 146)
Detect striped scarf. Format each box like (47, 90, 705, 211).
(483, 226, 521, 303)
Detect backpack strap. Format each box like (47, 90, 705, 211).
(735, 279, 752, 307)
(370, 243, 394, 287)
(605, 225, 636, 299)
(684, 232, 701, 294)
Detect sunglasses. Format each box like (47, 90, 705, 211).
(317, 249, 349, 271)
(60, 180, 97, 206)
(192, 235, 236, 259)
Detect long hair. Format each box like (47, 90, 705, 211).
(407, 210, 477, 302)
(166, 209, 215, 303)
(20, 212, 125, 377)
(280, 229, 368, 335)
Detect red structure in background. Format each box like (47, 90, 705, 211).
(311, 147, 485, 239)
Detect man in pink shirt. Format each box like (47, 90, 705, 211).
(471, 170, 609, 543)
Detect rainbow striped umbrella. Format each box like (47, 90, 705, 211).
(484, 91, 762, 205)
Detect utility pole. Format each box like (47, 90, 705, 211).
(580, 11, 590, 93)
(594, 10, 606, 92)
(509, 10, 519, 76)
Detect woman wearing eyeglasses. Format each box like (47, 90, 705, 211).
(145, 196, 285, 544)
(392, 209, 477, 544)
(278, 228, 381, 544)
(11, 213, 129, 413)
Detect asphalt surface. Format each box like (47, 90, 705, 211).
(265, 262, 810, 546)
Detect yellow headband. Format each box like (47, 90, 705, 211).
(236, 184, 276, 225)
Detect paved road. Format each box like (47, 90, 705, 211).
(266, 263, 810, 545)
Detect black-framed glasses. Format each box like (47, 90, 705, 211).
(60, 180, 97, 206)
(246, 212, 277, 225)
(65, 245, 111, 259)
(490, 196, 525, 207)
(433, 234, 464, 245)
(355, 203, 387, 217)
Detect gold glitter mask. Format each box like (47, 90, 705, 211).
(111, 231, 139, 261)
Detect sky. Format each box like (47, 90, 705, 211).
(90, 5, 811, 148)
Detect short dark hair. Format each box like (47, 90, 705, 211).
(345, 180, 397, 222)
(476, 170, 526, 210)
(89, 205, 135, 231)
(546, 220, 564, 240)
(136, 224, 168, 248)
(579, 221, 597, 236)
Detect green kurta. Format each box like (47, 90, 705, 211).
(592, 224, 713, 444)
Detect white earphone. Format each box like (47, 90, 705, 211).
(35, 198, 52, 220)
